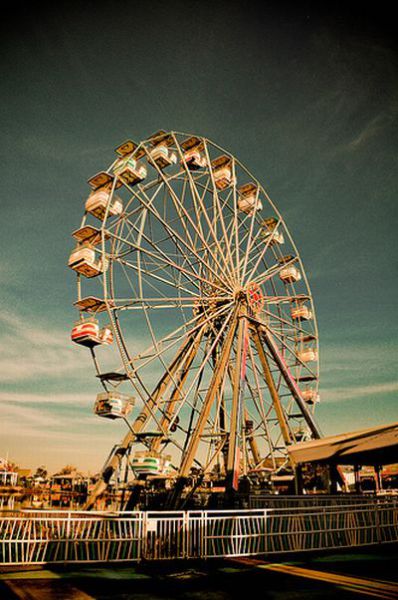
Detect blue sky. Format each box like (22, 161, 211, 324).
(0, 2, 397, 472)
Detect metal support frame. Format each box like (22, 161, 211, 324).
(166, 310, 239, 508)
(85, 329, 203, 509)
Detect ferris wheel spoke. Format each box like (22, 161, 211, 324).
(252, 255, 299, 287)
(239, 189, 264, 283)
(244, 219, 283, 284)
(188, 176, 237, 284)
(259, 307, 315, 338)
(113, 230, 221, 295)
(188, 176, 238, 273)
(202, 186, 239, 283)
(130, 301, 235, 373)
(110, 296, 231, 310)
(229, 160, 241, 278)
(264, 294, 311, 305)
(121, 178, 234, 293)
(171, 136, 220, 267)
(109, 218, 209, 294)
(144, 144, 236, 285)
(244, 206, 281, 268)
(222, 196, 262, 282)
(190, 177, 237, 284)
(184, 164, 237, 283)
(115, 255, 202, 298)
(122, 179, 206, 276)
(200, 140, 237, 284)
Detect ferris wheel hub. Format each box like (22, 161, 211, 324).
(245, 282, 265, 313)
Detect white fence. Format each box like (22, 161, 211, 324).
(248, 493, 398, 508)
(0, 503, 397, 565)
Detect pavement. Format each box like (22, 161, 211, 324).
(0, 545, 397, 599)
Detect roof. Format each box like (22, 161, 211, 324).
(288, 422, 398, 466)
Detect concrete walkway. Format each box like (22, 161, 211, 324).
(0, 546, 397, 599)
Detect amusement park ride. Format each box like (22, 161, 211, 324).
(68, 131, 322, 510)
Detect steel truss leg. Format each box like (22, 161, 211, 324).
(226, 313, 247, 493)
(150, 329, 204, 453)
(253, 322, 321, 439)
(251, 325, 292, 447)
(85, 328, 204, 509)
(166, 311, 239, 508)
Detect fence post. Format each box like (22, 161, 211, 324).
(263, 509, 268, 554)
(65, 512, 71, 561)
(375, 504, 381, 544)
(184, 511, 189, 559)
(201, 511, 206, 559)
(142, 512, 148, 560)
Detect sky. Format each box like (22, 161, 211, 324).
(0, 1, 397, 473)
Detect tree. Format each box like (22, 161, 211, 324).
(33, 465, 48, 479)
(59, 465, 77, 475)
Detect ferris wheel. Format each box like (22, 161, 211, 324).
(68, 130, 321, 508)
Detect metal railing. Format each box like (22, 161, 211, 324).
(248, 493, 398, 509)
(1, 502, 397, 565)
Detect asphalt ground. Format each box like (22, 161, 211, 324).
(0, 545, 397, 599)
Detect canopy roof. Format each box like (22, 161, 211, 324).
(288, 422, 398, 466)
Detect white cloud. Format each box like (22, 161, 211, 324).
(0, 309, 92, 382)
(321, 342, 397, 375)
(346, 113, 391, 151)
(0, 391, 92, 405)
(320, 381, 398, 403)
(0, 391, 112, 443)
(0, 395, 126, 472)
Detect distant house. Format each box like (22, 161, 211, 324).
(17, 468, 31, 486)
(0, 457, 18, 487)
(50, 468, 88, 494)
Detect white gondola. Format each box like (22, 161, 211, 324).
(131, 451, 172, 477)
(68, 244, 107, 278)
(238, 194, 263, 214)
(301, 389, 320, 404)
(94, 392, 134, 420)
(279, 265, 302, 283)
(149, 144, 177, 169)
(262, 218, 284, 245)
(72, 225, 109, 247)
(214, 165, 233, 190)
(264, 229, 284, 245)
(71, 318, 101, 347)
(113, 156, 147, 185)
(298, 348, 318, 363)
(291, 304, 313, 321)
(211, 155, 234, 190)
(183, 147, 206, 170)
(238, 183, 263, 214)
(85, 188, 123, 220)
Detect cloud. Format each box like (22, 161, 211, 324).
(346, 113, 392, 151)
(0, 309, 93, 382)
(0, 392, 123, 445)
(320, 381, 398, 403)
(321, 342, 397, 375)
(0, 390, 126, 472)
(0, 391, 92, 405)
